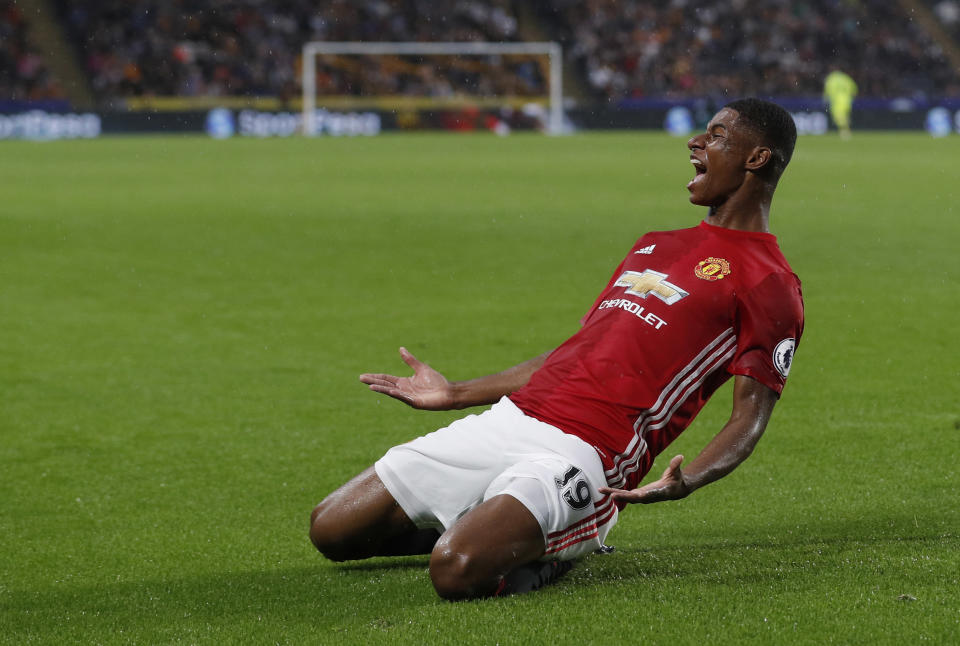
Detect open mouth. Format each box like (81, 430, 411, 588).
(687, 157, 706, 189)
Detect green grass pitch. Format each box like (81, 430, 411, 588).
(1, 131, 957, 644)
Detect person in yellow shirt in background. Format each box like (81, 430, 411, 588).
(824, 69, 858, 139)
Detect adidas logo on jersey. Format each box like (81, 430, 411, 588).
(634, 244, 656, 255)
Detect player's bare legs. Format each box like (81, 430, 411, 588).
(312, 471, 567, 599)
(310, 467, 439, 561)
(429, 494, 547, 600)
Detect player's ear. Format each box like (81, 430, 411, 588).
(745, 146, 772, 172)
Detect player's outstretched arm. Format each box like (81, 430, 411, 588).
(599, 375, 778, 504)
(359, 347, 551, 411)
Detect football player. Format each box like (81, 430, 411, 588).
(311, 98, 804, 600)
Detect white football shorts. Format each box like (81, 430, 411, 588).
(374, 396, 618, 561)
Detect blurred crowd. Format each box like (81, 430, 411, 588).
(929, 0, 960, 40)
(0, 1, 65, 102)
(3, 0, 960, 106)
(54, 0, 540, 104)
(544, 0, 960, 101)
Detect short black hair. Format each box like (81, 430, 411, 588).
(723, 98, 797, 183)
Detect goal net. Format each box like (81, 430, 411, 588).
(301, 41, 564, 135)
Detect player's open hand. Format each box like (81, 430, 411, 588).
(598, 455, 690, 504)
(359, 347, 456, 411)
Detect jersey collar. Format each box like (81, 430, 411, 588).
(698, 220, 777, 243)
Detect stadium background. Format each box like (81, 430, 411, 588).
(2, 2, 959, 645)
(3, 0, 960, 136)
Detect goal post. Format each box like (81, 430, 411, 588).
(301, 41, 564, 135)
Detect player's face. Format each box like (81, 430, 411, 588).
(686, 108, 757, 206)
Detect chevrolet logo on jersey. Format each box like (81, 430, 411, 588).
(614, 270, 688, 305)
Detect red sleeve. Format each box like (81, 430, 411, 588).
(727, 272, 804, 394)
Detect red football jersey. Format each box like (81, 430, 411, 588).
(509, 221, 804, 491)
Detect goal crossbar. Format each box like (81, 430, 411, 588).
(302, 41, 564, 134)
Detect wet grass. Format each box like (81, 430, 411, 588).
(1, 132, 957, 644)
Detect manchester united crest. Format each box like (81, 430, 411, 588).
(695, 257, 731, 281)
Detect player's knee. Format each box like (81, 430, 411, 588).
(309, 502, 354, 562)
(429, 543, 488, 601)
